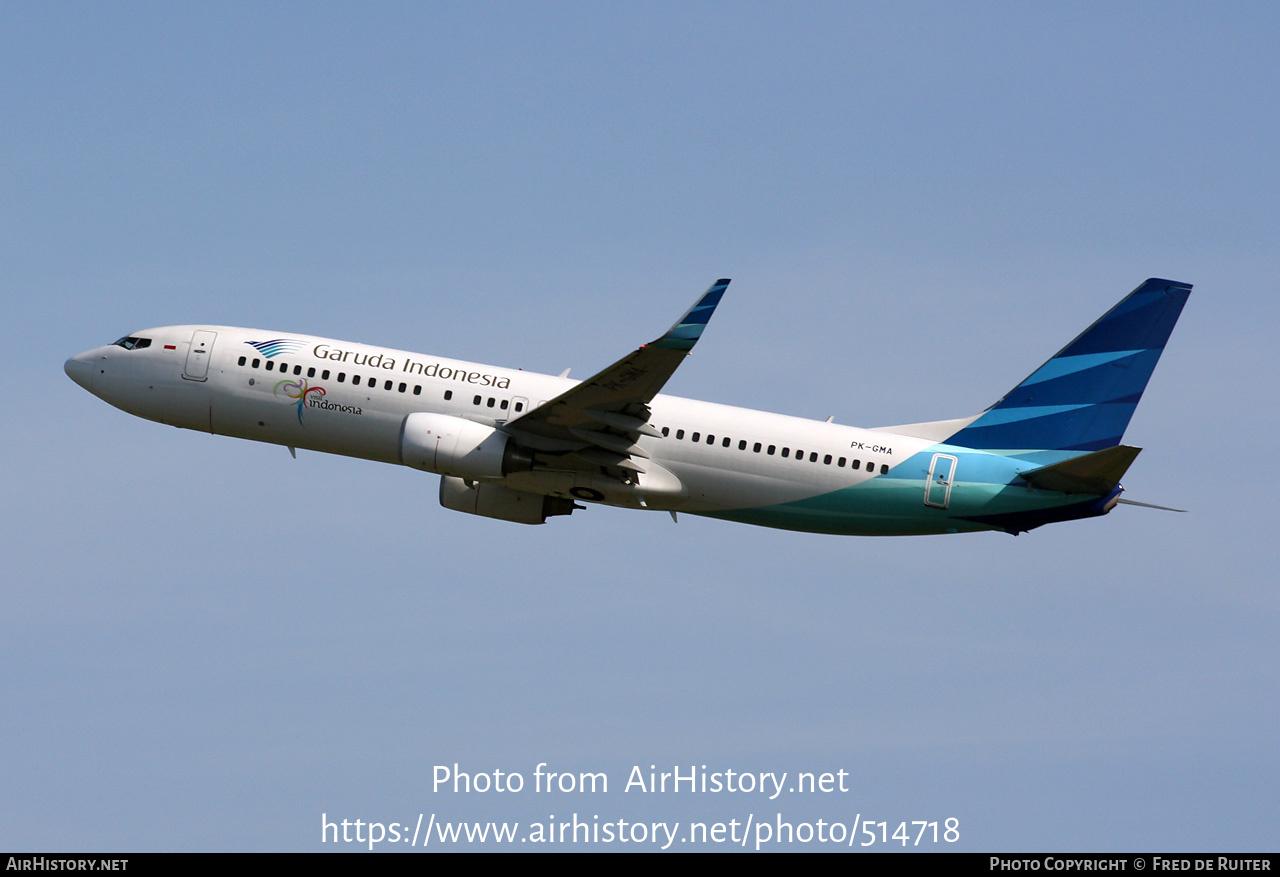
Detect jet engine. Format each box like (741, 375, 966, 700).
(439, 476, 578, 525)
(399, 412, 534, 480)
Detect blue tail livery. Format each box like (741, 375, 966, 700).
(947, 279, 1191, 453)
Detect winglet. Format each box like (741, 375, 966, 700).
(653, 279, 730, 350)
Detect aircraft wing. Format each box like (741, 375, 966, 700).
(502, 279, 729, 474)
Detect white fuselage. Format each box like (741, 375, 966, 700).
(68, 279, 1190, 536)
(65, 324, 962, 527)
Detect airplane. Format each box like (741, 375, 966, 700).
(64, 277, 1190, 536)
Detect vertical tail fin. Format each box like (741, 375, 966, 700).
(947, 279, 1191, 452)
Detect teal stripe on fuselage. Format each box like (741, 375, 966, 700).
(698, 445, 1089, 536)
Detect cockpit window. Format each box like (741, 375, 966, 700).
(112, 336, 152, 350)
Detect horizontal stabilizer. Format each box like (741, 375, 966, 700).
(1021, 445, 1141, 495)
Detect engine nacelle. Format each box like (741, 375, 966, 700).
(399, 412, 534, 479)
(439, 476, 577, 525)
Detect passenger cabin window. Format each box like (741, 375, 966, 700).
(238, 356, 246, 366)
(473, 395, 482, 405)
(676, 430, 685, 440)
(252, 358, 261, 369)
(442, 390, 451, 400)
(513, 401, 523, 411)
(322, 370, 330, 380)
(265, 361, 274, 371)
(692, 432, 700, 442)
(307, 367, 316, 378)
(661, 427, 670, 437)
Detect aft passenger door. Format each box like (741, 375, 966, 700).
(924, 453, 957, 509)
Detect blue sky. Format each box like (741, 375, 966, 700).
(3, 2, 1278, 851)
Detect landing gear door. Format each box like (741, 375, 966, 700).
(183, 330, 218, 381)
(924, 453, 958, 509)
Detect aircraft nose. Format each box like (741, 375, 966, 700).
(64, 353, 95, 391)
